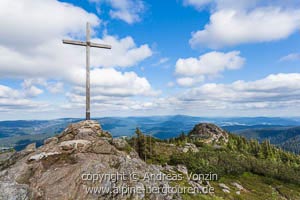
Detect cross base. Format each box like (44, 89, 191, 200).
(86, 112, 91, 120)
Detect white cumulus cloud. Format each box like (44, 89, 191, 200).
(181, 73, 300, 104)
(188, 0, 300, 49)
(176, 77, 204, 87)
(0, 84, 47, 112)
(280, 53, 300, 62)
(0, 0, 154, 94)
(175, 51, 245, 86)
(69, 68, 159, 97)
(0, 0, 100, 49)
(89, 35, 152, 68)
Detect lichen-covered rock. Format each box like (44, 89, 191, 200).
(112, 138, 129, 150)
(28, 152, 61, 162)
(60, 139, 91, 152)
(222, 188, 230, 193)
(232, 182, 248, 193)
(0, 120, 179, 200)
(24, 143, 36, 153)
(176, 165, 188, 176)
(231, 182, 244, 190)
(219, 183, 230, 191)
(44, 137, 58, 145)
(57, 120, 111, 142)
(0, 182, 29, 200)
(189, 123, 229, 144)
(189, 180, 206, 193)
(0, 150, 32, 171)
(0, 151, 15, 169)
(182, 143, 199, 153)
(92, 140, 116, 154)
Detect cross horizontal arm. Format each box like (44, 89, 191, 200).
(63, 39, 87, 46)
(63, 39, 112, 49)
(89, 42, 111, 49)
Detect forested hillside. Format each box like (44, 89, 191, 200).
(238, 126, 300, 154)
(127, 124, 300, 199)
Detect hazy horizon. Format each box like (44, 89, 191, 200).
(1, 114, 300, 122)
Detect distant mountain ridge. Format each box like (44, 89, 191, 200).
(1, 115, 300, 152)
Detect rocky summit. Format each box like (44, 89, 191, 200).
(0, 121, 179, 200)
(189, 123, 229, 144)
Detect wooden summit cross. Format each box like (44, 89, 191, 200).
(63, 22, 112, 120)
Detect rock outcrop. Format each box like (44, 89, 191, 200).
(189, 123, 229, 144)
(181, 143, 199, 153)
(0, 120, 179, 200)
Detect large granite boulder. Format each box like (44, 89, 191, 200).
(0, 120, 180, 200)
(189, 123, 229, 144)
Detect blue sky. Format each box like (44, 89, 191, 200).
(1, 0, 300, 120)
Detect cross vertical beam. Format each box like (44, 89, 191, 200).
(86, 23, 91, 120)
(62, 22, 112, 121)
